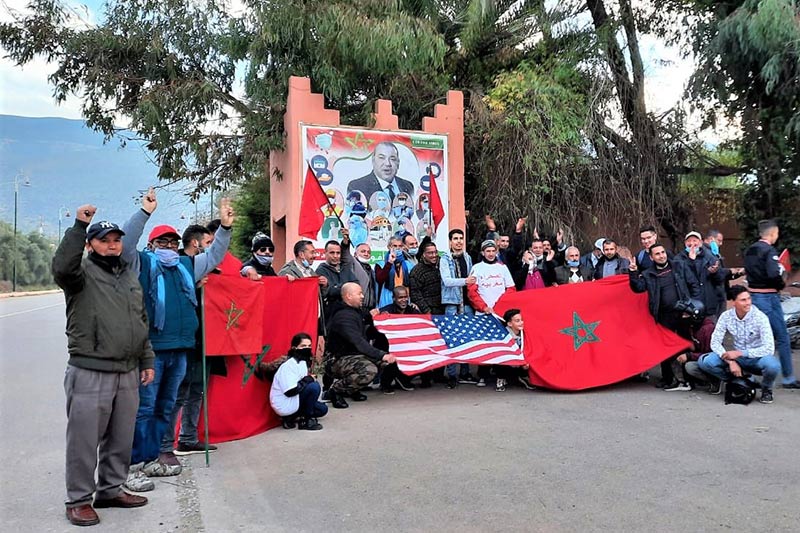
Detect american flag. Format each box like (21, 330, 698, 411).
(373, 313, 525, 375)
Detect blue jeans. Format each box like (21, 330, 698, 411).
(132, 350, 187, 465)
(164, 353, 206, 449)
(751, 292, 795, 383)
(298, 382, 328, 419)
(698, 353, 781, 389)
(444, 304, 474, 378)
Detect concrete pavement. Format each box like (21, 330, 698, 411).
(1, 293, 799, 532)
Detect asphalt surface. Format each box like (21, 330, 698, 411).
(1, 293, 799, 532)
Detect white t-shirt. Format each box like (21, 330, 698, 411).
(269, 357, 308, 416)
(470, 261, 515, 309)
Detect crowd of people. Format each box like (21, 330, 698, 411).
(53, 187, 795, 527)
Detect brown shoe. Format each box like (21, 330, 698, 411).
(93, 491, 148, 508)
(66, 504, 100, 526)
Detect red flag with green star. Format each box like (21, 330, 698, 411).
(204, 275, 266, 356)
(495, 275, 691, 390)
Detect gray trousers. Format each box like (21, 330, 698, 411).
(64, 365, 139, 507)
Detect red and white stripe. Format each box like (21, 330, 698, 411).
(373, 314, 524, 375)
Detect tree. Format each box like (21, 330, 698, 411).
(0, 221, 56, 290)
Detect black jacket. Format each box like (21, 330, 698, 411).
(554, 265, 594, 285)
(326, 302, 386, 363)
(675, 249, 724, 316)
(629, 260, 701, 319)
(408, 260, 443, 313)
(744, 240, 785, 291)
(241, 256, 276, 277)
(316, 262, 358, 318)
(593, 255, 631, 280)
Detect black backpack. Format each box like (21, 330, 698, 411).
(724, 377, 757, 405)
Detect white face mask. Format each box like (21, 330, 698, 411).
(357, 256, 370, 264)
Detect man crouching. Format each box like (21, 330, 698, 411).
(325, 283, 397, 408)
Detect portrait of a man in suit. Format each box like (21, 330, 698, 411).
(347, 141, 415, 202)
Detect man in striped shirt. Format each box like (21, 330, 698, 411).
(698, 286, 781, 404)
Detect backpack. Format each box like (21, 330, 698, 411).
(724, 377, 757, 405)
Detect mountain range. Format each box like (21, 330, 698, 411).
(0, 114, 211, 243)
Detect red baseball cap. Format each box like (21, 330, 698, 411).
(148, 224, 180, 242)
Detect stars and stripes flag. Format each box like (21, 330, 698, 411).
(373, 313, 525, 375)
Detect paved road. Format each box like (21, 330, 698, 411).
(1, 293, 799, 532)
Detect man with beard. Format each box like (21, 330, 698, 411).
(593, 239, 631, 280)
(554, 246, 594, 284)
(316, 240, 358, 321)
(54, 207, 152, 526)
(341, 228, 378, 311)
(675, 231, 724, 318)
(629, 243, 701, 390)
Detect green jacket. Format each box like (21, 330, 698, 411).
(52, 219, 155, 373)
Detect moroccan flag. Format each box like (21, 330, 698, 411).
(428, 167, 445, 230)
(778, 248, 791, 273)
(298, 163, 330, 238)
(494, 275, 692, 391)
(204, 275, 265, 356)
(374, 313, 524, 375)
(215, 251, 243, 277)
(198, 276, 320, 444)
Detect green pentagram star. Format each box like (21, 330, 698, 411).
(559, 312, 601, 351)
(225, 301, 244, 331)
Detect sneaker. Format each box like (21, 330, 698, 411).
(458, 374, 478, 384)
(394, 377, 415, 391)
(298, 417, 323, 430)
(664, 381, 691, 392)
(142, 457, 182, 477)
(350, 391, 368, 401)
(174, 442, 218, 456)
(781, 381, 800, 389)
(495, 378, 506, 392)
(446, 376, 457, 389)
(708, 381, 722, 395)
(381, 385, 396, 395)
(759, 389, 774, 404)
(517, 375, 537, 390)
(281, 416, 297, 429)
(476, 378, 487, 387)
(320, 389, 331, 403)
(654, 379, 671, 389)
(124, 463, 155, 492)
(329, 390, 349, 409)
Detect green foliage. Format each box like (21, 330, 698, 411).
(0, 221, 57, 290)
(230, 172, 270, 260)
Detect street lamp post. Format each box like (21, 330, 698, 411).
(58, 206, 71, 242)
(12, 173, 31, 292)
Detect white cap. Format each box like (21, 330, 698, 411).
(594, 238, 606, 250)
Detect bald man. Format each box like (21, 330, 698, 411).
(554, 246, 594, 285)
(325, 283, 397, 408)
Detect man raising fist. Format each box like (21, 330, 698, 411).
(53, 205, 154, 526)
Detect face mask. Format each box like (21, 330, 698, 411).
(394, 250, 404, 260)
(567, 260, 580, 268)
(421, 202, 429, 210)
(408, 247, 419, 256)
(154, 248, 180, 266)
(301, 259, 311, 268)
(398, 200, 406, 206)
(533, 254, 543, 261)
(293, 347, 313, 362)
(255, 254, 273, 266)
(89, 252, 121, 271)
(377, 197, 389, 209)
(357, 256, 371, 264)
(709, 241, 719, 255)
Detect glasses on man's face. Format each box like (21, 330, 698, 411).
(154, 238, 180, 249)
(257, 247, 274, 254)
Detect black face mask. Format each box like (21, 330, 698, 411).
(293, 347, 313, 363)
(89, 252, 122, 272)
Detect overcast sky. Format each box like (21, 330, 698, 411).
(0, 0, 725, 144)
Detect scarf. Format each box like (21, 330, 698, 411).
(146, 251, 197, 332)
